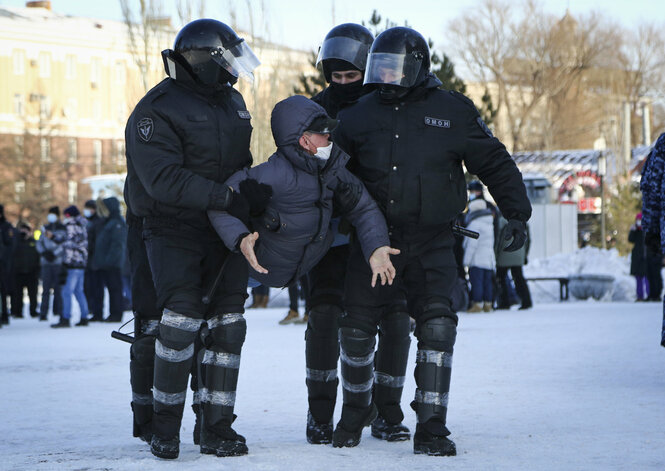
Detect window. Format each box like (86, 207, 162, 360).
(13, 50, 25, 75)
(40, 137, 50, 162)
(39, 96, 51, 119)
(64, 97, 78, 119)
(38, 51, 51, 78)
(68, 138, 77, 163)
(13, 94, 24, 117)
(92, 99, 101, 120)
(93, 139, 102, 173)
(14, 136, 24, 160)
(68, 180, 77, 203)
(65, 54, 76, 80)
(114, 60, 125, 84)
(91, 57, 102, 86)
(14, 181, 25, 203)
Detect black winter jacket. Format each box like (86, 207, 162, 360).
(124, 51, 252, 229)
(335, 75, 532, 228)
(93, 198, 127, 271)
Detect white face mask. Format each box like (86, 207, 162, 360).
(83, 209, 92, 218)
(47, 214, 57, 223)
(314, 142, 333, 160)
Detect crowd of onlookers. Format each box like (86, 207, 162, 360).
(0, 198, 129, 328)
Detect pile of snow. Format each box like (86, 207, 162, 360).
(525, 246, 634, 302)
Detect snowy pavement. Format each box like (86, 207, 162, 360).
(1, 301, 663, 471)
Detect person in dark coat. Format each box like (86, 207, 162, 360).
(10, 222, 40, 319)
(333, 27, 531, 455)
(303, 23, 413, 445)
(52, 206, 89, 328)
(640, 132, 665, 346)
(83, 199, 105, 321)
(209, 95, 398, 290)
(92, 197, 127, 322)
(124, 19, 264, 459)
(495, 216, 532, 309)
(629, 213, 649, 301)
(35, 206, 66, 321)
(0, 204, 16, 325)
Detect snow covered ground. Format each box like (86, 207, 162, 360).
(1, 299, 663, 471)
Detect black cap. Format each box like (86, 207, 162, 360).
(48, 206, 60, 216)
(63, 205, 80, 217)
(84, 199, 96, 209)
(306, 115, 338, 134)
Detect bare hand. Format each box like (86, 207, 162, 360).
(239, 232, 268, 274)
(369, 246, 400, 287)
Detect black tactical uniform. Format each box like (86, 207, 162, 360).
(332, 27, 532, 455)
(304, 23, 412, 446)
(0, 204, 15, 325)
(124, 19, 260, 460)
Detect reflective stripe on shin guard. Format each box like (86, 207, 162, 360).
(339, 327, 376, 408)
(153, 311, 203, 410)
(130, 335, 157, 427)
(374, 311, 411, 423)
(200, 313, 246, 428)
(412, 315, 457, 426)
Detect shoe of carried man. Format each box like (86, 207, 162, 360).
(371, 415, 411, 441)
(306, 410, 333, 444)
(200, 426, 248, 457)
(294, 312, 309, 324)
(332, 404, 378, 448)
(278, 309, 300, 325)
(151, 435, 180, 459)
(413, 423, 456, 456)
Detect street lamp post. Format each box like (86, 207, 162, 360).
(598, 152, 607, 249)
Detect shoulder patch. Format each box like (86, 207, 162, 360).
(476, 117, 494, 137)
(237, 110, 251, 119)
(137, 117, 154, 142)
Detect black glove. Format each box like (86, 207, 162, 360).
(645, 230, 661, 255)
(503, 219, 527, 252)
(333, 180, 362, 215)
(225, 190, 250, 226)
(239, 178, 273, 217)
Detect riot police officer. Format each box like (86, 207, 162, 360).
(304, 23, 412, 445)
(333, 27, 532, 455)
(124, 19, 264, 459)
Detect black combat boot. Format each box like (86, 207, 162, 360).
(332, 404, 377, 448)
(150, 435, 180, 459)
(200, 426, 248, 457)
(306, 410, 333, 444)
(50, 318, 70, 328)
(413, 423, 456, 456)
(75, 317, 88, 326)
(371, 415, 411, 442)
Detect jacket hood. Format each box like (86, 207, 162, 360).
(271, 96, 328, 148)
(98, 196, 120, 217)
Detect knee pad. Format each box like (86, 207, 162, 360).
(339, 327, 376, 359)
(130, 335, 156, 396)
(379, 311, 412, 341)
(417, 316, 457, 353)
(306, 304, 341, 340)
(158, 309, 203, 350)
(206, 313, 246, 355)
(130, 335, 156, 366)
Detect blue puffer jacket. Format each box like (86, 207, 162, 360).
(92, 197, 127, 270)
(641, 133, 665, 251)
(209, 95, 390, 288)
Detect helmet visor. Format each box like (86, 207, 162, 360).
(211, 40, 261, 84)
(316, 36, 371, 70)
(363, 52, 421, 88)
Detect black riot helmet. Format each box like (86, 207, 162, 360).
(364, 27, 430, 90)
(316, 23, 374, 82)
(172, 19, 260, 87)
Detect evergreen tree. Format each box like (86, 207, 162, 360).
(293, 51, 326, 97)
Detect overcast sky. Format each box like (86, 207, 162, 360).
(1, 0, 661, 52)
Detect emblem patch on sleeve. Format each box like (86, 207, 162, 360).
(237, 110, 251, 119)
(476, 117, 493, 137)
(137, 117, 154, 142)
(424, 116, 450, 128)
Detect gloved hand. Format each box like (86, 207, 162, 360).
(239, 178, 273, 217)
(225, 189, 250, 226)
(334, 180, 362, 214)
(503, 219, 527, 252)
(645, 230, 661, 254)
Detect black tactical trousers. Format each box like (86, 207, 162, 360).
(143, 218, 248, 440)
(341, 225, 458, 435)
